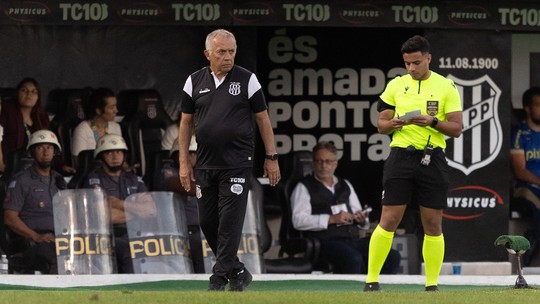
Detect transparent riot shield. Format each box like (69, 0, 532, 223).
(202, 179, 265, 274)
(124, 191, 193, 274)
(53, 188, 115, 275)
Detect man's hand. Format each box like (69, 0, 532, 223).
(109, 196, 124, 209)
(263, 159, 281, 186)
(179, 163, 195, 192)
(62, 165, 76, 175)
(33, 232, 54, 244)
(353, 211, 367, 226)
(329, 211, 354, 225)
(408, 114, 435, 127)
(391, 117, 406, 131)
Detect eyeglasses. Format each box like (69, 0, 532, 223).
(314, 159, 337, 165)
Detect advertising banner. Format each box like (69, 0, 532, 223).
(428, 30, 511, 261)
(1, 1, 540, 32)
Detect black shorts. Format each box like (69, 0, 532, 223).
(381, 147, 450, 209)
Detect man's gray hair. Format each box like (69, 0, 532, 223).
(205, 29, 236, 52)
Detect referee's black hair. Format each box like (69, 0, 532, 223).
(522, 86, 540, 108)
(401, 35, 430, 55)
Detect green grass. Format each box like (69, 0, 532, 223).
(0, 281, 538, 304)
(0, 288, 539, 304)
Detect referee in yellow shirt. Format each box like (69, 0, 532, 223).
(364, 35, 463, 292)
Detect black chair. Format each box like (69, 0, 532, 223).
(0, 149, 33, 193)
(260, 151, 324, 273)
(146, 150, 171, 191)
(238, 175, 311, 274)
(117, 90, 173, 178)
(0, 88, 17, 104)
(46, 89, 87, 168)
(67, 149, 101, 189)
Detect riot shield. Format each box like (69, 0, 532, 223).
(53, 189, 116, 274)
(202, 180, 265, 274)
(124, 191, 193, 274)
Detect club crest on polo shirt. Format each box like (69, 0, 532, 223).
(229, 82, 241, 96)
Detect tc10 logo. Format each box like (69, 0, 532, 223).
(59, 3, 108, 21)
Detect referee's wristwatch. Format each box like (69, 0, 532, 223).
(430, 117, 439, 128)
(265, 153, 279, 161)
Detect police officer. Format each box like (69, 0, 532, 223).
(82, 133, 147, 273)
(4, 130, 67, 274)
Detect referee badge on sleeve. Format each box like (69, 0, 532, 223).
(427, 100, 439, 116)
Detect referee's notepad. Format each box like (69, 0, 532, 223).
(399, 109, 421, 122)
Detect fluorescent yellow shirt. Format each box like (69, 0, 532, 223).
(380, 71, 462, 149)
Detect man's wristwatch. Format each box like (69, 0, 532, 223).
(265, 153, 279, 161)
(430, 117, 439, 128)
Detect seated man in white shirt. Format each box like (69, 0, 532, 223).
(291, 141, 401, 274)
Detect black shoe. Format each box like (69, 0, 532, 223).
(363, 282, 380, 292)
(208, 275, 227, 291)
(229, 268, 252, 292)
(425, 285, 439, 292)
